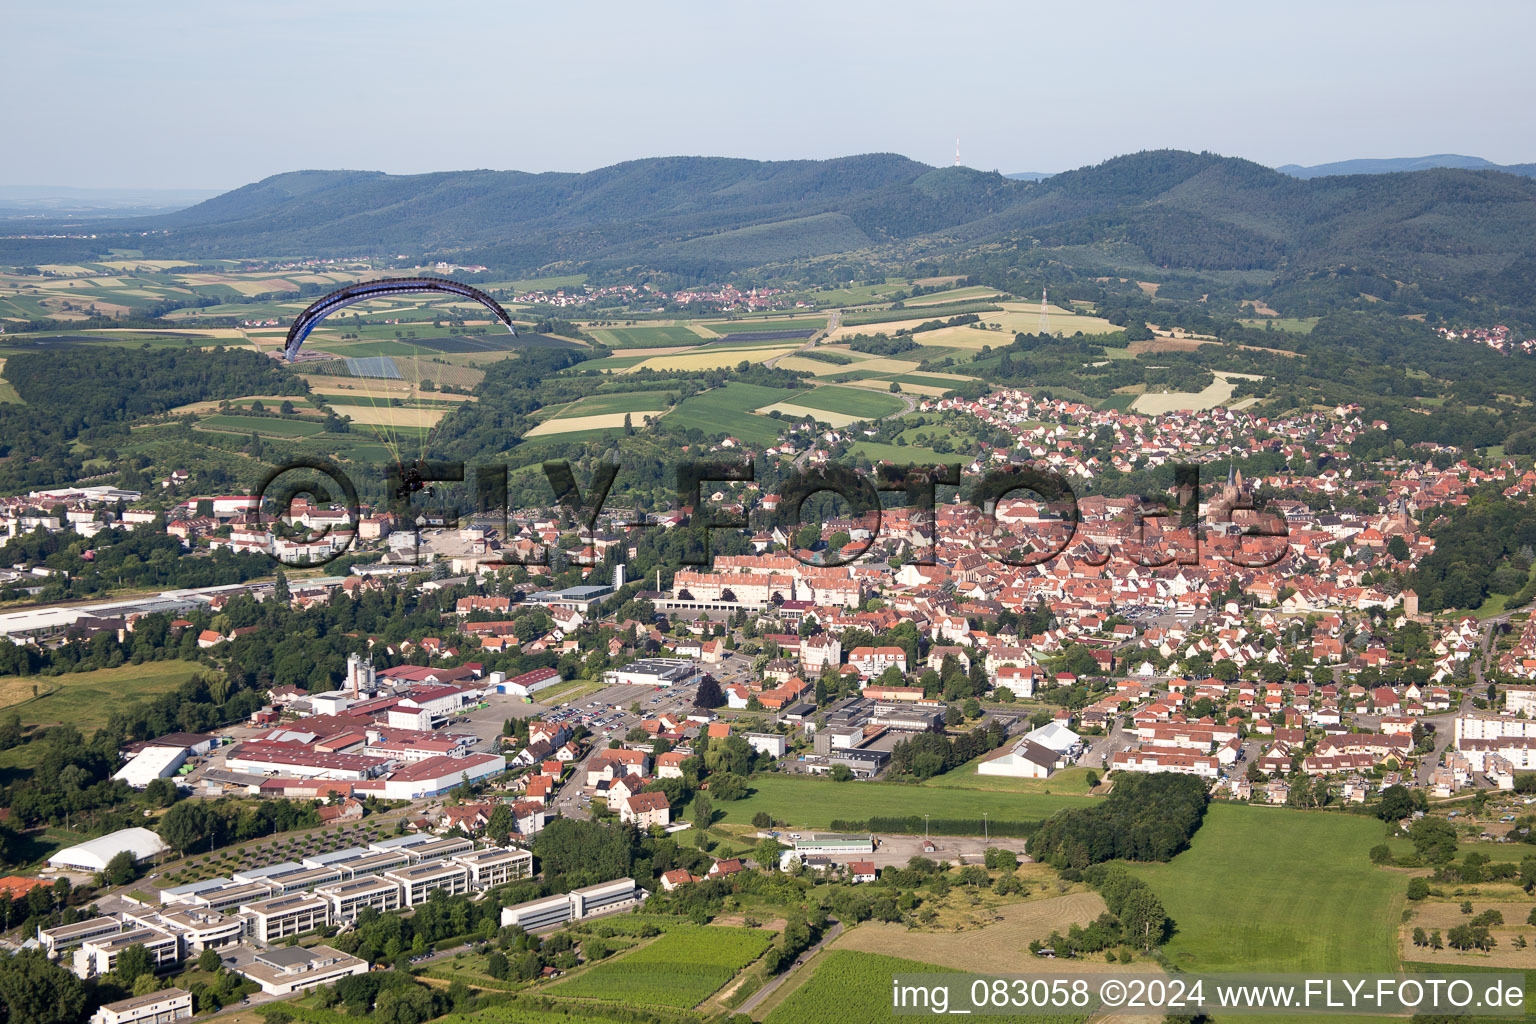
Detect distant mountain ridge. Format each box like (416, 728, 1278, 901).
(1276, 154, 1536, 178)
(12, 151, 1536, 317)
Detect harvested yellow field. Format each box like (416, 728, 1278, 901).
(336, 406, 448, 429)
(845, 379, 950, 397)
(776, 356, 855, 376)
(1398, 900, 1536, 969)
(86, 277, 125, 288)
(755, 401, 861, 428)
(833, 893, 1161, 975)
(230, 279, 298, 296)
(837, 356, 923, 374)
(901, 286, 1005, 306)
(523, 410, 668, 436)
(628, 345, 800, 372)
(310, 382, 474, 402)
(1130, 371, 1264, 415)
(898, 324, 1011, 349)
(825, 317, 937, 343)
(987, 303, 1120, 335)
(36, 265, 91, 275)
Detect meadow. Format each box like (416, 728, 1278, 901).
(718, 774, 1096, 829)
(0, 660, 205, 730)
(553, 924, 771, 1007)
(1130, 804, 1406, 973)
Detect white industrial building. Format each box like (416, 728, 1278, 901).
(112, 746, 188, 789)
(48, 828, 170, 873)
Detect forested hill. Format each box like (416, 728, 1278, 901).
(18, 151, 1536, 309)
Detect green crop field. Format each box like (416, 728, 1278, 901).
(718, 775, 1096, 830)
(698, 316, 827, 334)
(589, 325, 705, 348)
(561, 390, 678, 416)
(1130, 804, 1406, 973)
(667, 382, 800, 445)
(777, 385, 906, 419)
(197, 414, 327, 437)
(554, 924, 771, 1006)
(847, 441, 949, 464)
(1, 660, 206, 730)
(766, 950, 1078, 1024)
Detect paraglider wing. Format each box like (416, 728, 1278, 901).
(282, 276, 516, 361)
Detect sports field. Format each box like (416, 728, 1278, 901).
(1130, 804, 1406, 973)
(1, 660, 206, 731)
(717, 774, 1096, 829)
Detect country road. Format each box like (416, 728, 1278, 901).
(739, 919, 844, 1017)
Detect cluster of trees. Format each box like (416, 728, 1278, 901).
(1029, 774, 1209, 868)
(156, 797, 322, 853)
(887, 720, 1009, 779)
(0, 345, 305, 492)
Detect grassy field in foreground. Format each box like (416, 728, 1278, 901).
(765, 950, 1080, 1024)
(719, 774, 1096, 829)
(553, 925, 771, 1007)
(1, 660, 205, 730)
(1131, 803, 1405, 973)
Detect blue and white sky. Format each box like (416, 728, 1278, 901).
(8, 0, 1534, 189)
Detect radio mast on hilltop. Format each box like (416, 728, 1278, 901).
(1038, 287, 1051, 334)
(955, 138, 961, 167)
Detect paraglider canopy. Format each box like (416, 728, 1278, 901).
(283, 276, 515, 362)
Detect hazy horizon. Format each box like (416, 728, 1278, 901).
(8, 0, 1534, 190)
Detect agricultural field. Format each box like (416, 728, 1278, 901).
(524, 410, 667, 437)
(1130, 804, 1406, 973)
(667, 382, 802, 445)
(627, 343, 802, 373)
(588, 324, 711, 348)
(697, 316, 826, 334)
(553, 924, 771, 1007)
(561, 390, 679, 416)
(196, 414, 327, 438)
(764, 950, 1082, 1024)
(985, 301, 1120, 335)
(0, 660, 206, 730)
(1128, 370, 1263, 414)
(335, 405, 447, 429)
(756, 384, 906, 425)
(717, 774, 1097, 829)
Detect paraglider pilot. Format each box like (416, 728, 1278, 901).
(395, 461, 435, 500)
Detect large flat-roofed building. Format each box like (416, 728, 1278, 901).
(315, 876, 401, 922)
(792, 834, 876, 858)
(501, 877, 642, 930)
(262, 866, 346, 896)
(73, 927, 180, 979)
(868, 702, 944, 732)
(400, 836, 474, 864)
(39, 921, 125, 964)
(186, 882, 276, 915)
(527, 583, 613, 613)
(454, 847, 533, 889)
(152, 909, 242, 953)
(40, 917, 125, 959)
(329, 850, 410, 878)
(383, 862, 470, 907)
(602, 658, 702, 689)
(237, 945, 368, 996)
(90, 988, 192, 1024)
(240, 894, 330, 944)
